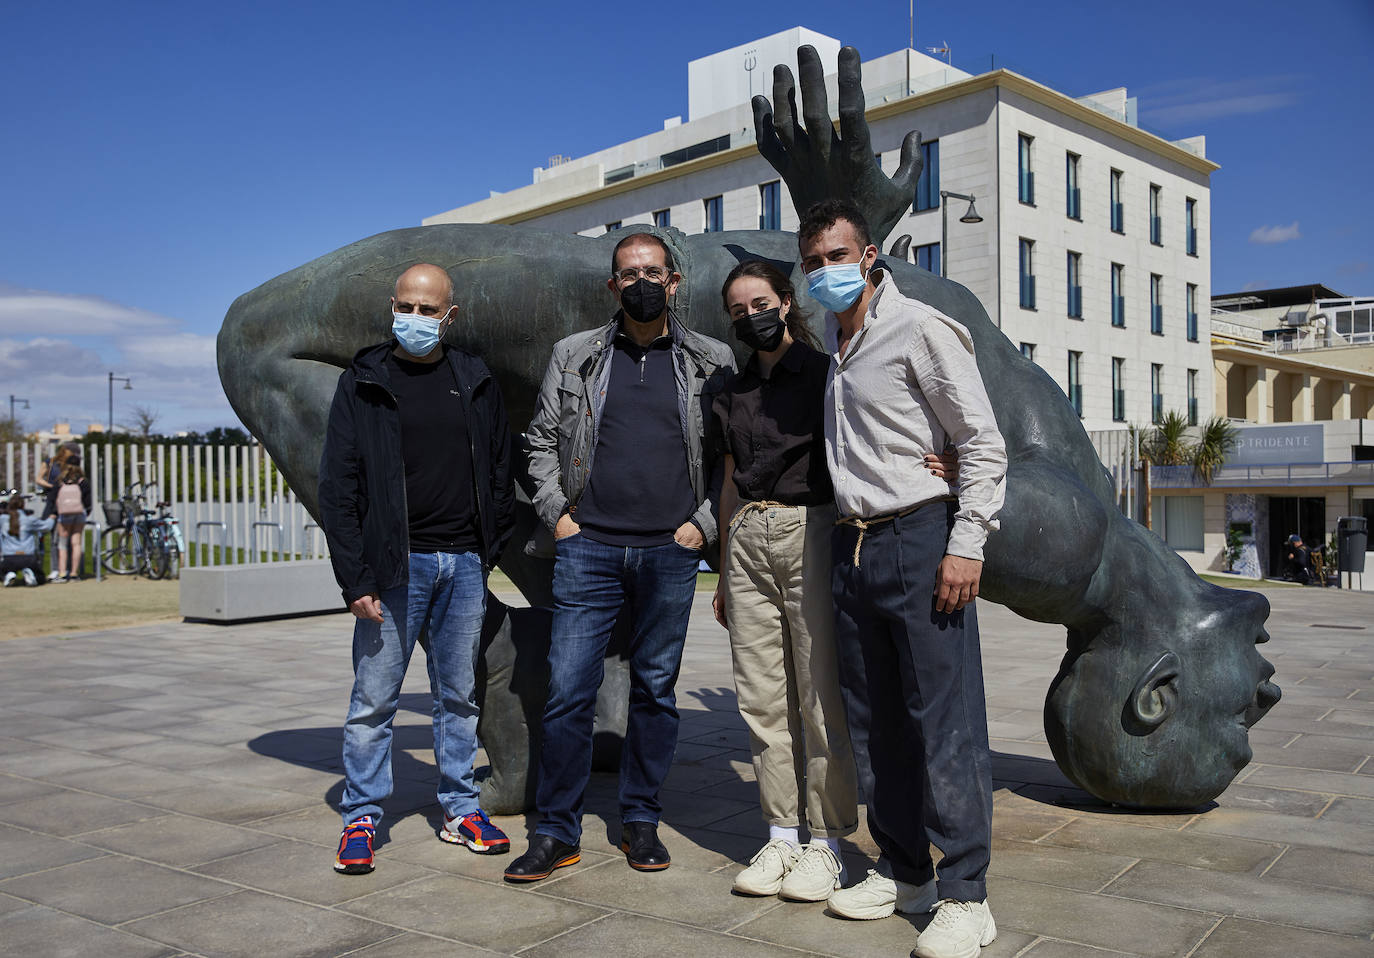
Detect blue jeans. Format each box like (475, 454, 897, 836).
(535, 534, 700, 845)
(340, 551, 486, 827)
(831, 501, 993, 903)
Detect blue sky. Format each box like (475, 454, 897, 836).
(2, 0, 1370, 433)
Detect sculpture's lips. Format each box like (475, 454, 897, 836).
(1243, 667, 1281, 728)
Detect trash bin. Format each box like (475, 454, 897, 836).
(1337, 516, 1368, 574)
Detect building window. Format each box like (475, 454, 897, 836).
(1150, 273, 1164, 335)
(1151, 363, 1164, 423)
(653, 208, 671, 228)
(1068, 351, 1083, 417)
(1149, 184, 1162, 246)
(1186, 197, 1198, 255)
(1019, 238, 1036, 310)
(759, 182, 781, 230)
(913, 139, 940, 212)
(1110, 169, 1124, 233)
(1065, 152, 1081, 220)
(1186, 283, 1198, 341)
(605, 221, 621, 232)
(1111, 263, 1125, 327)
(1066, 251, 1082, 318)
(1018, 134, 1034, 205)
(914, 242, 940, 275)
(1155, 495, 1205, 551)
(1112, 357, 1126, 422)
(703, 196, 723, 232)
(1187, 368, 1198, 425)
(1020, 342, 1035, 361)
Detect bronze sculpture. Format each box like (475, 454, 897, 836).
(218, 45, 1279, 811)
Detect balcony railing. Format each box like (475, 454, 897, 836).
(1151, 461, 1374, 488)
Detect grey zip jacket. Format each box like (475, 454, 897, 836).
(525, 311, 736, 548)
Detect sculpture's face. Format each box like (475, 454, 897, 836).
(1046, 588, 1280, 808)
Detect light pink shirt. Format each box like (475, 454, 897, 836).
(824, 272, 1007, 561)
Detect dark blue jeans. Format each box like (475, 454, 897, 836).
(535, 533, 700, 845)
(831, 501, 993, 903)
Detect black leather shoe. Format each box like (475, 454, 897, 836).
(503, 834, 580, 883)
(620, 822, 671, 871)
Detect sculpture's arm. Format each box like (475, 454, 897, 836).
(752, 45, 923, 246)
(524, 347, 570, 533)
(482, 359, 518, 566)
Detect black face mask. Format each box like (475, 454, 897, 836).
(733, 308, 786, 352)
(620, 277, 668, 324)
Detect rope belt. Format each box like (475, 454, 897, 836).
(835, 496, 957, 567)
(728, 499, 793, 535)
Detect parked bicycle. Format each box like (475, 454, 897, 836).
(100, 483, 185, 579)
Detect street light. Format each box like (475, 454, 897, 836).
(8, 395, 29, 422)
(939, 190, 983, 279)
(108, 373, 132, 435)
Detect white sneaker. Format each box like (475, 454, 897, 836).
(828, 869, 938, 920)
(732, 838, 799, 896)
(51, 573, 65, 583)
(779, 841, 846, 902)
(2, 571, 15, 587)
(913, 899, 996, 958)
(20, 569, 37, 587)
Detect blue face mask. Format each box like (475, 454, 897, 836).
(806, 256, 872, 313)
(392, 310, 446, 357)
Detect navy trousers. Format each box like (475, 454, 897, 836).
(830, 500, 993, 903)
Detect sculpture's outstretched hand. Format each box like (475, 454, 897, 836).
(753, 45, 922, 247)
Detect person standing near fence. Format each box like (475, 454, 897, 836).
(51, 460, 91, 582)
(318, 262, 517, 876)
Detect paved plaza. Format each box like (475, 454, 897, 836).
(0, 582, 1370, 957)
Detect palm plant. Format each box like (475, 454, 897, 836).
(1139, 411, 1191, 466)
(1191, 416, 1239, 485)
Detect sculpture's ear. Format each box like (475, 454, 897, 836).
(1130, 651, 1181, 729)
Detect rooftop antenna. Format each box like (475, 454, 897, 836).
(926, 40, 952, 65)
(908, 0, 913, 50)
(744, 48, 758, 99)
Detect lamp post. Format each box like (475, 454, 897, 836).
(8, 395, 28, 422)
(939, 190, 983, 279)
(108, 373, 132, 435)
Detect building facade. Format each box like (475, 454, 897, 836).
(426, 27, 1217, 432)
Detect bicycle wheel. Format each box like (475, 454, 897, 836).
(161, 542, 181, 580)
(100, 528, 138, 575)
(145, 526, 167, 580)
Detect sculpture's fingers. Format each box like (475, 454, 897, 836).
(891, 129, 924, 192)
(836, 45, 874, 162)
(752, 96, 789, 173)
(796, 45, 833, 148)
(771, 64, 798, 152)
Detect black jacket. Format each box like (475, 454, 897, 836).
(318, 341, 516, 605)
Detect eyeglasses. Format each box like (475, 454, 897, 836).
(613, 265, 672, 285)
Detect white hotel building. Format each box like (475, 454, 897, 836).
(427, 27, 1216, 432)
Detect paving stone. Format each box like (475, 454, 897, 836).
(1264, 846, 1374, 897)
(1036, 818, 1282, 873)
(1187, 807, 1374, 852)
(519, 910, 833, 958)
(1011, 785, 1201, 829)
(344, 932, 498, 957)
(122, 889, 395, 958)
(1020, 941, 1147, 957)
(104, 740, 237, 770)
(988, 838, 1136, 891)
(1212, 783, 1333, 817)
(1247, 742, 1368, 773)
(1244, 765, 1374, 799)
(0, 745, 124, 779)
(0, 903, 178, 958)
(340, 873, 609, 951)
(987, 875, 1216, 956)
(138, 780, 318, 824)
(80, 813, 278, 867)
(1190, 916, 1374, 958)
(0, 772, 69, 804)
(730, 897, 1035, 958)
(1104, 859, 1374, 937)
(193, 838, 434, 905)
(2, 789, 162, 837)
(1321, 797, 1374, 825)
(37, 762, 202, 800)
(27, 727, 165, 752)
(0, 825, 106, 879)
(0, 854, 235, 923)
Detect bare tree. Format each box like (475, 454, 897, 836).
(125, 404, 161, 438)
(0, 416, 27, 444)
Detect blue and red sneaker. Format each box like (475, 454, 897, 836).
(440, 809, 510, 854)
(334, 815, 376, 874)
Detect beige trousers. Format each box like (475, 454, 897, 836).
(724, 502, 858, 838)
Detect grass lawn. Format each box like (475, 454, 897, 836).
(1, 574, 181, 641)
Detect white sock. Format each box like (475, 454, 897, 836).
(769, 825, 799, 845)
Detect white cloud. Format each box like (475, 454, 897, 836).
(1249, 222, 1301, 245)
(0, 285, 237, 436)
(1137, 76, 1301, 128)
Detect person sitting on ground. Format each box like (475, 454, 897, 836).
(1283, 534, 1314, 585)
(51, 460, 91, 582)
(2, 494, 54, 586)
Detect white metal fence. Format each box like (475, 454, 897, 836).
(3, 441, 326, 568)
